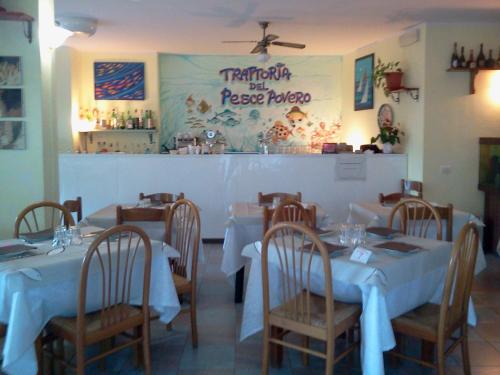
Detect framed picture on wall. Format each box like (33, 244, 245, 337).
(0, 56, 22, 86)
(94, 62, 145, 100)
(0, 121, 26, 150)
(354, 54, 374, 111)
(0, 89, 23, 118)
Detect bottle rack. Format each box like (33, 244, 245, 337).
(79, 129, 158, 153)
(447, 67, 500, 94)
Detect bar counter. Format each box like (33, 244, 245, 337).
(59, 153, 407, 238)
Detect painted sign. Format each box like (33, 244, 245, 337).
(159, 55, 342, 152)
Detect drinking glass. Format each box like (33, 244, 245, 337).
(351, 224, 366, 248)
(339, 224, 351, 246)
(69, 226, 83, 246)
(52, 225, 66, 249)
(272, 197, 281, 208)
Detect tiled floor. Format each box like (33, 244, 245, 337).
(39, 245, 500, 374)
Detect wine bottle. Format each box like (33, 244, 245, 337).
(139, 109, 144, 129)
(496, 47, 500, 68)
(451, 42, 459, 68)
(133, 109, 140, 128)
(459, 46, 466, 68)
(486, 49, 495, 68)
(119, 112, 126, 129)
(146, 110, 154, 129)
(111, 108, 117, 129)
(126, 111, 134, 129)
(466, 50, 476, 69)
(477, 43, 486, 68)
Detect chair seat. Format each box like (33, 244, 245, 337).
(173, 273, 191, 295)
(269, 292, 361, 340)
(48, 304, 143, 345)
(392, 303, 441, 342)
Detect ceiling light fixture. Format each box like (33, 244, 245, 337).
(256, 49, 271, 63)
(55, 16, 98, 37)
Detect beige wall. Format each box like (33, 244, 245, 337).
(341, 25, 426, 181)
(423, 23, 500, 215)
(0, 0, 45, 239)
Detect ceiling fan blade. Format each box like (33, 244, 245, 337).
(265, 34, 279, 42)
(251, 44, 265, 54)
(222, 40, 259, 43)
(272, 41, 306, 49)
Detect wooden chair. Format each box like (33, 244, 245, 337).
(379, 179, 423, 204)
(14, 201, 75, 239)
(116, 205, 169, 226)
(434, 204, 454, 242)
(44, 225, 153, 375)
(139, 192, 184, 204)
(166, 199, 201, 347)
(263, 199, 316, 236)
(389, 223, 480, 375)
(257, 192, 302, 205)
(63, 196, 82, 223)
(388, 198, 443, 240)
(261, 222, 361, 374)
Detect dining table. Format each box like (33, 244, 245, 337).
(0, 226, 181, 375)
(347, 201, 485, 245)
(222, 201, 328, 303)
(239, 232, 487, 375)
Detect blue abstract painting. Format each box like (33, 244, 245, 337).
(94, 62, 145, 100)
(354, 54, 374, 111)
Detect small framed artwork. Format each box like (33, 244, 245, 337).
(0, 89, 23, 117)
(94, 62, 145, 100)
(354, 53, 374, 111)
(0, 121, 26, 150)
(377, 104, 394, 128)
(0, 56, 22, 86)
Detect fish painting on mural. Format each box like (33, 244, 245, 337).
(223, 117, 241, 127)
(207, 116, 221, 124)
(266, 121, 293, 144)
(248, 109, 261, 121)
(197, 99, 212, 114)
(216, 109, 237, 118)
(186, 95, 195, 113)
(286, 106, 308, 128)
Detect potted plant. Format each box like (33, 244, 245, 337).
(373, 59, 403, 96)
(370, 124, 404, 153)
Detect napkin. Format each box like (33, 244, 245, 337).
(374, 241, 421, 253)
(304, 242, 347, 254)
(19, 229, 54, 243)
(366, 227, 400, 238)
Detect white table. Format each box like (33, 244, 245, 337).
(347, 201, 485, 243)
(240, 234, 487, 375)
(222, 202, 328, 302)
(0, 234, 181, 375)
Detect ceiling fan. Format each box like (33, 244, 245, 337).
(222, 21, 306, 60)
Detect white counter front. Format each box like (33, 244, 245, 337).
(59, 153, 407, 238)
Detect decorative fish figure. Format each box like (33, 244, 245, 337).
(216, 109, 237, 118)
(197, 100, 212, 114)
(249, 109, 260, 121)
(207, 116, 221, 124)
(286, 106, 308, 128)
(266, 121, 293, 144)
(223, 117, 241, 127)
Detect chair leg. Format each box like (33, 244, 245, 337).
(262, 324, 270, 375)
(270, 326, 284, 367)
(143, 323, 152, 375)
(133, 326, 144, 367)
(190, 292, 198, 348)
(99, 339, 112, 370)
(76, 344, 85, 375)
(421, 340, 434, 363)
(302, 335, 310, 366)
(461, 325, 471, 375)
(55, 338, 65, 375)
(325, 338, 334, 375)
(391, 333, 403, 367)
(437, 339, 446, 375)
(35, 335, 43, 375)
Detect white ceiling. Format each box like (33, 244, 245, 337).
(54, 0, 500, 55)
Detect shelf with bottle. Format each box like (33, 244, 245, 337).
(79, 107, 157, 131)
(447, 42, 500, 94)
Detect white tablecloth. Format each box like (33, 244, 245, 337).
(240, 234, 487, 375)
(222, 202, 328, 277)
(0, 236, 181, 375)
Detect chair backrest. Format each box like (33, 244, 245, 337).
(116, 206, 168, 242)
(63, 196, 82, 223)
(257, 192, 302, 205)
(77, 225, 152, 345)
(14, 201, 75, 238)
(438, 223, 479, 338)
(138, 192, 184, 204)
(388, 198, 443, 240)
(262, 222, 335, 342)
(262, 200, 316, 236)
(434, 204, 453, 242)
(166, 199, 201, 283)
(379, 179, 423, 204)
(400, 179, 423, 198)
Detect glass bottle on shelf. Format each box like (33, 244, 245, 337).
(496, 47, 500, 68)
(450, 42, 459, 68)
(119, 112, 126, 129)
(133, 109, 140, 128)
(458, 46, 466, 68)
(477, 43, 486, 68)
(486, 49, 495, 68)
(139, 109, 144, 129)
(466, 49, 476, 69)
(146, 110, 154, 129)
(126, 111, 134, 129)
(111, 108, 118, 129)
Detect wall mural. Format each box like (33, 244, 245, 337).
(159, 55, 342, 152)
